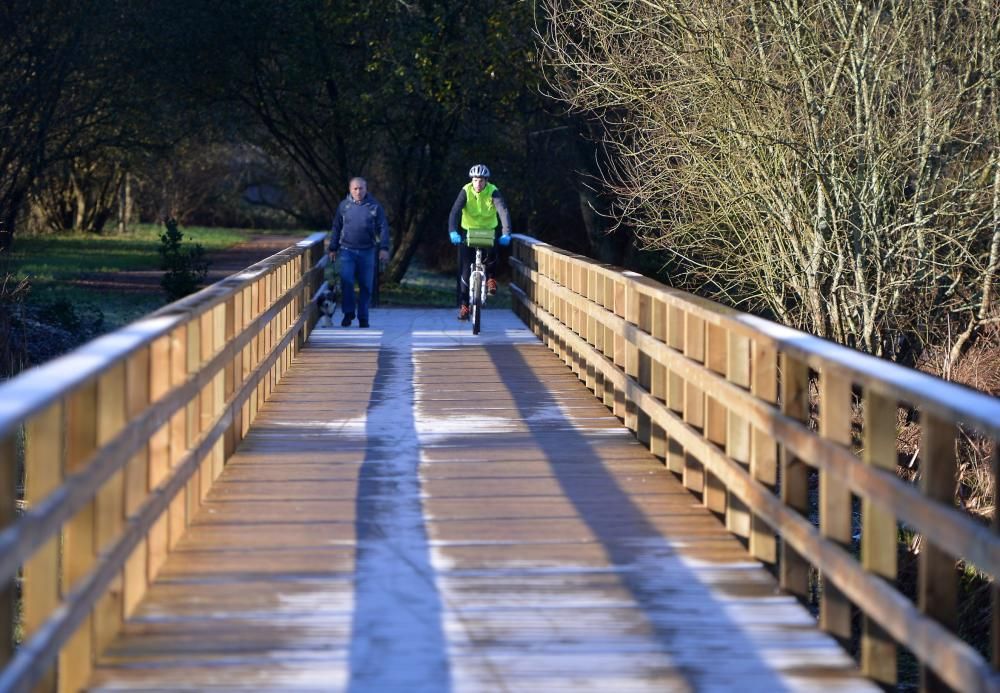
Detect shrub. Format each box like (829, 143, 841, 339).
(0, 254, 29, 378)
(158, 218, 208, 302)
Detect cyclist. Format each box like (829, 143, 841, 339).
(448, 164, 512, 320)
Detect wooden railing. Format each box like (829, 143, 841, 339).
(0, 232, 326, 692)
(510, 235, 1000, 692)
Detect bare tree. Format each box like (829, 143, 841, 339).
(28, 157, 125, 233)
(541, 0, 1000, 362)
(0, 0, 182, 248)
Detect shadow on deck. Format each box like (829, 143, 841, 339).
(88, 308, 875, 692)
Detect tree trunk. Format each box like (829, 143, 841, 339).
(386, 214, 425, 284)
(0, 192, 25, 252)
(119, 173, 133, 234)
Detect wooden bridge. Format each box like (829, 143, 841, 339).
(1, 233, 999, 691)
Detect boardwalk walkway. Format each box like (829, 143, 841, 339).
(87, 307, 875, 691)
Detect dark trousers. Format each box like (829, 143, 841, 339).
(457, 241, 498, 307)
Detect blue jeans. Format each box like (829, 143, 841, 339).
(338, 247, 375, 320)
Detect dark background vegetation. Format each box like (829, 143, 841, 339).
(0, 0, 647, 376)
(0, 0, 635, 270)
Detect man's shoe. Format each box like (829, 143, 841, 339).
(457, 305, 470, 321)
(358, 318, 369, 328)
(487, 278, 497, 295)
(341, 312, 354, 327)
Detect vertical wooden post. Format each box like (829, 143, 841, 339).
(268, 268, 277, 395)
(593, 270, 607, 404)
(61, 381, 98, 692)
(612, 278, 627, 421)
(265, 270, 274, 368)
(561, 262, 574, 374)
(213, 302, 226, 478)
(861, 390, 898, 685)
(919, 413, 958, 692)
(1, 431, 21, 672)
(283, 260, 290, 364)
(703, 322, 728, 514)
(538, 251, 548, 341)
(544, 253, 557, 357)
(819, 369, 853, 642)
(749, 340, 778, 563)
(649, 297, 667, 460)
(780, 353, 811, 602)
(148, 336, 171, 579)
(22, 404, 63, 692)
(603, 275, 616, 410)
(224, 295, 237, 459)
(168, 325, 188, 550)
(94, 364, 127, 654)
(561, 261, 575, 374)
(683, 313, 705, 493)
(198, 308, 215, 496)
(624, 281, 640, 434)
(299, 252, 311, 342)
(251, 278, 263, 418)
(634, 288, 652, 447)
(123, 348, 150, 618)
(554, 255, 564, 359)
(241, 286, 253, 438)
(726, 332, 751, 538)
(665, 304, 686, 474)
(584, 268, 597, 395)
(188, 313, 206, 514)
(569, 262, 582, 378)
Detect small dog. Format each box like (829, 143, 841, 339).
(313, 280, 339, 328)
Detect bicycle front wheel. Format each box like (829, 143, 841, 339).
(471, 278, 482, 335)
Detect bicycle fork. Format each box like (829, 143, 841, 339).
(468, 248, 486, 306)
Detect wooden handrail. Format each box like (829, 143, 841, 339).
(509, 234, 1000, 692)
(0, 232, 326, 692)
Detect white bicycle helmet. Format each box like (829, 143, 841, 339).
(468, 164, 491, 178)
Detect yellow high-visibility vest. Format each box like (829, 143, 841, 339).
(461, 182, 498, 230)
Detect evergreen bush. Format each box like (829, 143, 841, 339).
(159, 218, 208, 302)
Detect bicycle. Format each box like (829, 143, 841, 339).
(465, 228, 495, 335)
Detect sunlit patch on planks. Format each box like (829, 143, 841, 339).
(88, 307, 876, 691)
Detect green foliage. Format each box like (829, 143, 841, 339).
(158, 219, 209, 301)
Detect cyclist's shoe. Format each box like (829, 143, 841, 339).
(341, 312, 354, 327)
(486, 278, 498, 295)
(457, 304, 471, 321)
(358, 318, 369, 328)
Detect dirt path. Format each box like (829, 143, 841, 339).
(203, 234, 306, 283)
(69, 234, 309, 293)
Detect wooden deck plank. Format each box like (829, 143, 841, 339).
(88, 308, 876, 692)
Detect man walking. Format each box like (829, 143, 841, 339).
(328, 177, 391, 328)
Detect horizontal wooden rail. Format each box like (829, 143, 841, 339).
(0, 232, 326, 692)
(509, 234, 1000, 693)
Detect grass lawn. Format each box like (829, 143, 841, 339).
(11, 224, 254, 279)
(7, 224, 304, 330)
